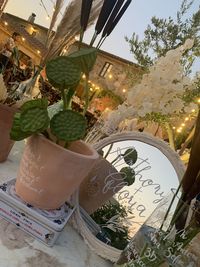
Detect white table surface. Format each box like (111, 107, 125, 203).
(0, 142, 113, 267)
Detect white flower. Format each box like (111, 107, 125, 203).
(184, 103, 198, 113)
(102, 40, 196, 134)
(182, 39, 194, 50)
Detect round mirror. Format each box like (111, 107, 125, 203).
(73, 132, 185, 262)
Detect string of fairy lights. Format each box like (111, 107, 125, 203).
(81, 73, 127, 95)
(173, 98, 200, 134)
(40, 0, 63, 20)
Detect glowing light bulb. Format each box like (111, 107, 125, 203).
(177, 129, 182, 133)
(108, 74, 113, 79)
(63, 49, 67, 53)
(172, 126, 176, 130)
(192, 109, 196, 113)
(181, 123, 185, 127)
(22, 37, 25, 41)
(37, 50, 41, 54)
(185, 117, 189, 121)
(90, 88, 93, 91)
(122, 88, 126, 93)
(4, 21, 8, 26)
(198, 98, 200, 103)
(82, 74, 86, 79)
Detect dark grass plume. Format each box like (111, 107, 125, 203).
(90, 0, 117, 45)
(97, 0, 132, 48)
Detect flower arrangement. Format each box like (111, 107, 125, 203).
(102, 39, 199, 135)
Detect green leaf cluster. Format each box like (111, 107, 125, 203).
(10, 48, 98, 143)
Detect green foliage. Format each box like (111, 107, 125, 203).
(120, 167, 135, 186)
(10, 99, 49, 141)
(50, 110, 87, 141)
(10, 47, 99, 144)
(141, 112, 170, 125)
(21, 98, 48, 111)
(10, 113, 32, 141)
(68, 48, 97, 74)
(91, 202, 130, 250)
(96, 88, 123, 104)
(123, 148, 138, 165)
(126, 0, 200, 74)
(20, 108, 49, 132)
(182, 78, 200, 104)
(46, 56, 82, 89)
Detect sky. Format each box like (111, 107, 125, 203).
(4, 0, 200, 64)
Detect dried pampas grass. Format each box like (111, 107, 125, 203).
(46, 0, 64, 47)
(42, 0, 103, 64)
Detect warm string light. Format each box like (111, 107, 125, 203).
(175, 108, 197, 134)
(88, 81, 101, 92)
(4, 21, 8, 26)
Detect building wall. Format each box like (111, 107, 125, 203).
(68, 43, 144, 97)
(0, 24, 41, 65)
(6, 16, 47, 45)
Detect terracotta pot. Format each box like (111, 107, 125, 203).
(79, 158, 124, 214)
(15, 135, 99, 210)
(0, 104, 16, 162)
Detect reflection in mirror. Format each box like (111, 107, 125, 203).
(79, 140, 179, 251)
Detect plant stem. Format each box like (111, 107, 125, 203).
(179, 125, 195, 156)
(104, 143, 113, 159)
(83, 73, 89, 115)
(61, 86, 67, 110)
(111, 155, 121, 165)
(66, 87, 75, 109)
(160, 182, 182, 230)
(165, 122, 175, 150)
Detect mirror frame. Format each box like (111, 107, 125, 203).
(72, 131, 186, 262)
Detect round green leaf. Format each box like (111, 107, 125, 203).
(123, 148, 138, 165)
(120, 167, 135, 186)
(20, 107, 50, 132)
(10, 113, 32, 141)
(46, 56, 82, 88)
(50, 110, 87, 142)
(69, 48, 97, 73)
(21, 98, 48, 112)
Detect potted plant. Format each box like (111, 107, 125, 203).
(10, 0, 133, 210)
(10, 49, 100, 210)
